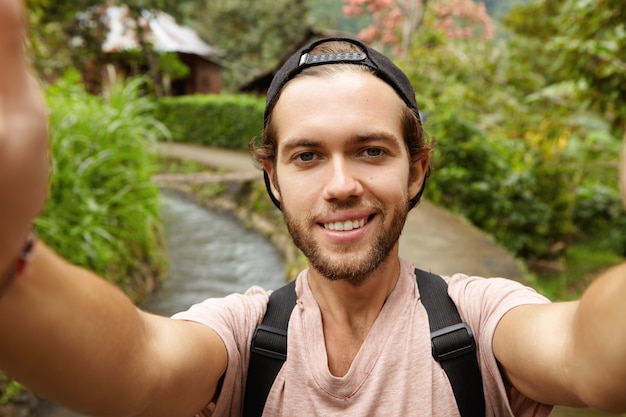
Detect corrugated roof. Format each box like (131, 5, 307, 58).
(101, 5, 219, 60)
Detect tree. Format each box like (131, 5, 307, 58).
(342, 0, 428, 56)
(390, 0, 626, 259)
(307, 0, 372, 35)
(481, 0, 530, 19)
(25, 0, 99, 79)
(553, 0, 626, 205)
(25, 0, 195, 85)
(505, 0, 626, 206)
(342, 0, 494, 56)
(431, 0, 494, 41)
(192, 0, 310, 91)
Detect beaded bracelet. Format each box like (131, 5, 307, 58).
(0, 232, 38, 299)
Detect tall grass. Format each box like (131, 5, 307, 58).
(2, 72, 169, 408)
(37, 71, 169, 299)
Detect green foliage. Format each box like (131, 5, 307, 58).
(426, 110, 577, 258)
(192, 0, 310, 90)
(0, 376, 24, 404)
(568, 125, 626, 251)
(530, 241, 625, 301)
(401, 15, 623, 260)
(481, 0, 531, 19)
(500, 0, 626, 258)
(38, 71, 169, 298)
(26, 2, 195, 98)
(506, 0, 626, 129)
(549, 0, 626, 128)
(307, 0, 371, 34)
(26, 0, 101, 80)
(156, 94, 265, 149)
(158, 52, 190, 80)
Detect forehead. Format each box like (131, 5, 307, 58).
(271, 71, 405, 146)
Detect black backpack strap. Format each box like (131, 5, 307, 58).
(415, 268, 485, 417)
(243, 271, 485, 416)
(243, 280, 297, 417)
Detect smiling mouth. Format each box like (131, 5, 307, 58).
(323, 216, 370, 231)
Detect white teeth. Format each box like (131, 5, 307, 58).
(324, 218, 366, 231)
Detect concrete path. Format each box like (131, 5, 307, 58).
(154, 142, 524, 281)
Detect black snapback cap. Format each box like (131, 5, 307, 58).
(264, 37, 420, 125)
(262, 37, 424, 210)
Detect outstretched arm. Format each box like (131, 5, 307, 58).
(0, 244, 227, 417)
(0, 2, 227, 416)
(495, 80, 626, 414)
(494, 262, 626, 413)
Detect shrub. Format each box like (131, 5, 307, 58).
(38, 71, 168, 299)
(156, 94, 265, 150)
(401, 27, 623, 261)
(426, 113, 577, 259)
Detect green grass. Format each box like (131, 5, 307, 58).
(528, 242, 624, 301)
(38, 71, 169, 300)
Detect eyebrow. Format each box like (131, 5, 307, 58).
(353, 131, 403, 147)
(280, 138, 322, 155)
(279, 131, 403, 154)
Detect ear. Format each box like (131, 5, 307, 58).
(408, 155, 430, 201)
(262, 160, 281, 203)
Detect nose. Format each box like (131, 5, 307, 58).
(321, 157, 363, 202)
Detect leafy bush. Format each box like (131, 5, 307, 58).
(156, 94, 265, 150)
(567, 128, 626, 253)
(426, 112, 577, 258)
(37, 71, 168, 299)
(401, 27, 623, 260)
(0, 376, 24, 404)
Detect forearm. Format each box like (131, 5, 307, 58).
(571, 261, 626, 412)
(0, 0, 51, 284)
(0, 242, 157, 416)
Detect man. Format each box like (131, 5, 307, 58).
(1, 1, 625, 416)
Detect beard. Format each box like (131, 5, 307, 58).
(283, 197, 409, 286)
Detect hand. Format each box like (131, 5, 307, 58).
(0, 0, 50, 269)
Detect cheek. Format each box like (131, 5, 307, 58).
(370, 166, 413, 195)
(278, 176, 317, 207)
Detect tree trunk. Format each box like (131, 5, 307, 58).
(400, 0, 427, 57)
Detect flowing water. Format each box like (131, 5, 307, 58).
(142, 191, 287, 316)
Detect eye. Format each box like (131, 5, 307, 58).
(362, 147, 384, 158)
(295, 151, 316, 162)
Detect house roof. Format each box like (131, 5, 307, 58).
(102, 5, 221, 61)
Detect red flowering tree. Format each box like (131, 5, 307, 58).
(342, 0, 494, 56)
(432, 0, 494, 40)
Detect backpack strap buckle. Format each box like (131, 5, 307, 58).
(431, 322, 476, 362)
(251, 324, 288, 361)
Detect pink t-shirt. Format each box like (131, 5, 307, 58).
(173, 258, 553, 416)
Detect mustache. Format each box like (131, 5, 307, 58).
(304, 198, 387, 222)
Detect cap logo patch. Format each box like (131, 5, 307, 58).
(299, 52, 367, 66)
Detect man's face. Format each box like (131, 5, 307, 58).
(264, 71, 427, 285)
